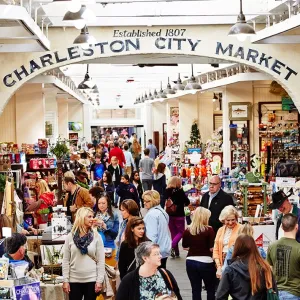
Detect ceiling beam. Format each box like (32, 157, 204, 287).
(252, 13, 300, 44)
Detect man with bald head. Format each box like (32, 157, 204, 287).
(200, 175, 234, 233)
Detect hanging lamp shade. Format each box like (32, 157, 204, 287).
(164, 77, 176, 95)
(212, 93, 218, 102)
(78, 64, 95, 89)
(154, 89, 159, 99)
(141, 95, 145, 102)
(185, 64, 202, 90)
(149, 91, 154, 100)
(173, 73, 185, 91)
(228, 0, 256, 40)
(158, 82, 167, 98)
(73, 26, 97, 47)
(63, 5, 87, 29)
(144, 92, 149, 101)
(91, 85, 99, 93)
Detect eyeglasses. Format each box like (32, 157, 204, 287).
(209, 182, 220, 186)
(143, 200, 151, 203)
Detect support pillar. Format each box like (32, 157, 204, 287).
(16, 83, 45, 144)
(83, 104, 91, 143)
(179, 94, 198, 151)
(57, 97, 69, 140)
(222, 88, 231, 169)
(144, 103, 153, 144)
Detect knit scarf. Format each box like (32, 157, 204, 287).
(73, 230, 93, 255)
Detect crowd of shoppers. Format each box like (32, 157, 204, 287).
(54, 132, 300, 300)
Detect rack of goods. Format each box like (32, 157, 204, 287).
(230, 120, 250, 170)
(235, 182, 268, 217)
(258, 101, 300, 180)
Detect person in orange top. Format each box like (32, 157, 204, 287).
(213, 205, 242, 279)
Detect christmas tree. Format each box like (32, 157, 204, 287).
(188, 120, 202, 147)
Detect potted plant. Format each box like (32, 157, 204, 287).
(49, 137, 69, 204)
(37, 207, 50, 223)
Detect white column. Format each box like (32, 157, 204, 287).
(45, 92, 58, 142)
(144, 103, 153, 143)
(179, 94, 198, 151)
(57, 97, 69, 140)
(83, 104, 91, 142)
(16, 83, 45, 144)
(222, 87, 231, 169)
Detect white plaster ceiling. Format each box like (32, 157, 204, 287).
(60, 62, 233, 107)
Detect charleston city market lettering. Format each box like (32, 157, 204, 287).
(3, 39, 298, 88)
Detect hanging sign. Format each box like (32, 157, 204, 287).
(276, 177, 296, 187)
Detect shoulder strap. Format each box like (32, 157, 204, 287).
(160, 268, 173, 290)
(154, 207, 168, 223)
(127, 257, 136, 271)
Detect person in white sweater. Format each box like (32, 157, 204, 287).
(62, 207, 105, 300)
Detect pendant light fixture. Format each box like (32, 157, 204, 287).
(149, 90, 154, 100)
(158, 82, 168, 98)
(212, 93, 218, 102)
(78, 64, 95, 90)
(63, 5, 87, 29)
(154, 89, 159, 99)
(144, 92, 149, 101)
(228, 0, 256, 41)
(164, 77, 176, 95)
(173, 73, 185, 91)
(185, 65, 202, 90)
(141, 95, 145, 102)
(73, 26, 97, 48)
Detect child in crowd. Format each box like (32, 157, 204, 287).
(90, 154, 105, 182)
(116, 174, 140, 208)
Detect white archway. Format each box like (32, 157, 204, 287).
(0, 35, 299, 113)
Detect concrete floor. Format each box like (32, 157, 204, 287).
(166, 246, 208, 300)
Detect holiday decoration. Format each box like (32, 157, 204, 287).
(188, 120, 202, 147)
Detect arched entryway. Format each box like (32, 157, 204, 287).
(0, 33, 299, 113)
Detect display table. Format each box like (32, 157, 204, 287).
(40, 282, 68, 300)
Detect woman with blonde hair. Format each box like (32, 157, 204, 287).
(143, 190, 171, 268)
(62, 207, 105, 300)
(164, 176, 190, 258)
(213, 205, 242, 279)
(28, 179, 55, 226)
(182, 207, 216, 300)
(222, 223, 266, 272)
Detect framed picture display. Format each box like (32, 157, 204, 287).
(229, 102, 252, 121)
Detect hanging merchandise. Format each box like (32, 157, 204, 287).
(229, 124, 238, 141)
(268, 112, 276, 122)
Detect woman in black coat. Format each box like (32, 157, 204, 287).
(165, 176, 190, 258)
(117, 241, 182, 300)
(153, 163, 167, 208)
(118, 217, 148, 279)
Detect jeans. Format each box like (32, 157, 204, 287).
(186, 260, 216, 300)
(142, 179, 153, 191)
(169, 216, 185, 256)
(69, 282, 97, 300)
(279, 291, 300, 300)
